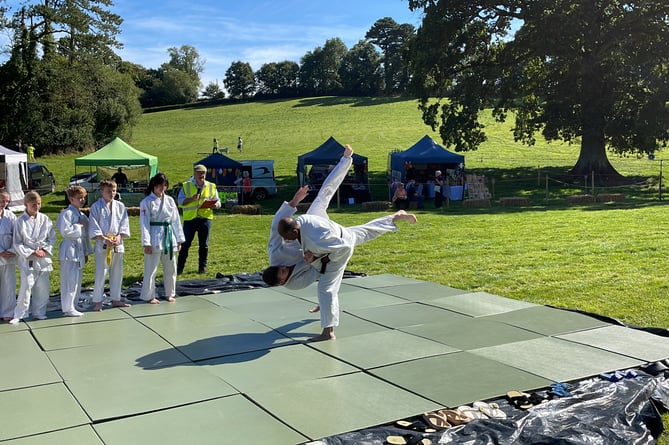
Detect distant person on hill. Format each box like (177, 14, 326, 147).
(212, 138, 219, 153)
(27, 144, 35, 161)
(237, 136, 243, 153)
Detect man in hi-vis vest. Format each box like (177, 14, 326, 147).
(177, 164, 221, 274)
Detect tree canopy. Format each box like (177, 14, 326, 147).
(409, 0, 669, 178)
(0, 0, 141, 153)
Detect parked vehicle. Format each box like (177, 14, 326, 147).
(26, 163, 56, 194)
(239, 160, 278, 201)
(68, 171, 99, 193)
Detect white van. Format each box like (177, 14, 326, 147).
(239, 160, 278, 201)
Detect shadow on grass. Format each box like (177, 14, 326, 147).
(292, 96, 416, 108)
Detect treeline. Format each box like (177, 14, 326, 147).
(0, 1, 415, 155)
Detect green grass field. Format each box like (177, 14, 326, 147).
(31, 97, 669, 442)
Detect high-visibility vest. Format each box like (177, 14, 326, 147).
(181, 181, 216, 221)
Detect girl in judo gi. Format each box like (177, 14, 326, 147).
(89, 179, 131, 311)
(10, 191, 57, 324)
(0, 190, 17, 321)
(57, 185, 93, 317)
(139, 173, 185, 304)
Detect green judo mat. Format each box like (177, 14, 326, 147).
(0, 274, 666, 444)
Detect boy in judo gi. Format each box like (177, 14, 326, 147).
(57, 185, 93, 316)
(89, 179, 131, 311)
(0, 190, 17, 321)
(10, 191, 57, 324)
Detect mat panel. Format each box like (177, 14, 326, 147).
(94, 394, 307, 445)
(201, 343, 358, 392)
(482, 306, 612, 335)
(370, 352, 554, 407)
(247, 372, 440, 440)
(470, 337, 643, 382)
(0, 384, 90, 441)
(309, 329, 458, 369)
(557, 325, 669, 362)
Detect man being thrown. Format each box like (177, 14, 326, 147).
(263, 144, 417, 342)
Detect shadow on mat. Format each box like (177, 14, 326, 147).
(134, 319, 317, 369)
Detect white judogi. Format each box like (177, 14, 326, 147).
(57, 205, 93, 313)
(268, 155, 353, 289)
(295, 213, 399, 328)
(139, 193, 185, 301)
(89, 198, 130, 303)
(0, 209, 17, 319)
(13, 212, 56, 320)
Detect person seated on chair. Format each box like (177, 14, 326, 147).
(405, 178, 424, 209)
(392, 182, 409, 210)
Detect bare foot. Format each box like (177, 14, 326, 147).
(307, 328, 335, 342)
(111, 300, 130, 308)
(93, 302, 103, 312)
(344, 144, 354, 157)
(148, 298, 160, 304)
(165, 296, 176, 303)
(308, 305, 320, 313)
(392, 210, 417, 224)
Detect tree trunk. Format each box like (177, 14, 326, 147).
(570, 128, 622, 182)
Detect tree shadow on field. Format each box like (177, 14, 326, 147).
(293, 96, 416, 108)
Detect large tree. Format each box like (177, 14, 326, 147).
(409, 0, 669, 178)
(0, 0, 140, 152)
(339, 40, 383, 96)
(366, 17, 415, 95)
(255, 60, 299, 98)
(224, 61, 255, 99)
(299, 38, 348, 97)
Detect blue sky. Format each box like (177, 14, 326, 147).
(112, 0, 423, 88)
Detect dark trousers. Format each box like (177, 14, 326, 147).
(177, 217, 212, 271)
(435, 192, 443, 208)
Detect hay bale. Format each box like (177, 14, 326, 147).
(596, 193, 625, 203)
(566, 195, 595, 204)
(463, 199, 491, 208)
(362, 201, 392, 211)
(232, 204, 262, 215)
(500, 197, 531, 207)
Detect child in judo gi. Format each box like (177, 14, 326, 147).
(57, 185, 93, 317)
(89, 179, 131, 311)
(139, 173, 185, 304)
(0, 190, 17, 321)
(10, 191, 56, 324)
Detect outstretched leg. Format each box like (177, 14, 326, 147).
(307, 144, 354, 218)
